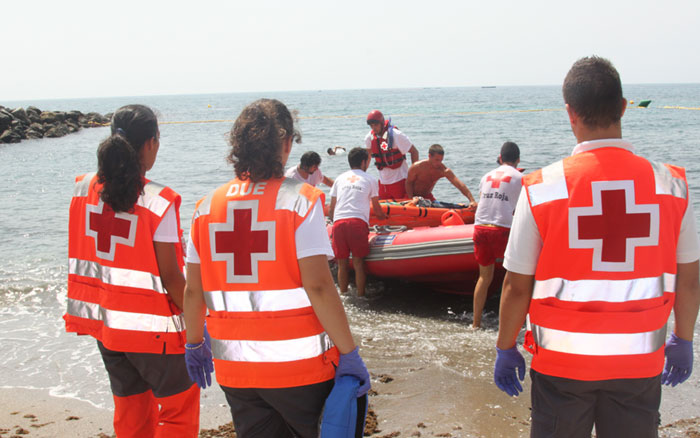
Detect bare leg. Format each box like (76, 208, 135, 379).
(472, 263, 495, 328)
(352, 256, 367, 297)
(337, 258, 350, 293)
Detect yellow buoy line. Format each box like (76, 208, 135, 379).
(156, 105, 693, 126)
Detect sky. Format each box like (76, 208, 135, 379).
(3, 0, 699, 101)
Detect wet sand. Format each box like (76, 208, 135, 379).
(3, 280, 699, 437)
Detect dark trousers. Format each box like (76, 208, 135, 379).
(530, 369, 661, 438)
(221, 379, 334, 438)
(97, 341, 200, 437)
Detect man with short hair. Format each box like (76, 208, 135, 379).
(364, 110, 419, 199)
(329, 148, 386, 296)
(494, 56, 700, 438)
(405, 144, 477, 206)
(285, 151, 334, 187)
(471, 141, 522, 329)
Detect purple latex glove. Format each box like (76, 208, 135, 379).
(335, 347, 371, 397)
(494, 346, 526, 397)
(185, 324, 214, 389)
(662, 332, 693, 387)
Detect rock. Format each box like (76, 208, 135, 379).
(66, 110, 82, 122)
(29, 122, 45, 133)
(53, 111, 66, 122)
(0, 110, 13, 131)
(40, 111, 57, 124)
(85, 112, 108, 126)
(11, 107, 29, 123)
(45, 124, 70, 138)
(26, 129, 44, 139)
(65, 121, 80, 133)
(0, 129, 22, 143)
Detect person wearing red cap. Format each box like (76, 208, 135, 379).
(364, 110, 419, 199)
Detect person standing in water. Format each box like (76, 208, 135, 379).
(471, 141, 522, 329)
(329, 147, 386, 297)
(495, 56, 700, 437)
(65, 104, 201, 437)
(183, 99, 370, 438)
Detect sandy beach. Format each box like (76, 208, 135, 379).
(3, 367, 699, 438)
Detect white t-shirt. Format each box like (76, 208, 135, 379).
(330, 169, 379, 224)
(474, 165, 523, 228)
(503, 148, 700, 275)
(285, 166, 324, 187)
(153, 204, 178, 243)
(364, 127, 413, 185)
(185, 199, 333, 264)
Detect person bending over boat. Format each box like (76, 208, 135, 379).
(285, 150, 334, 187)
(65, 104, 201, 437)
(405, 144, 477, 207)
(329, 147, 386, 296)
(471, 141, 522, 329)
(495, 56, 700, 438)
(365, 109, 419, 199)
(183, 99, 370, 438)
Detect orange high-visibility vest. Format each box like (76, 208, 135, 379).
(190, 177, 339, 389)
(522, 141, 688, 380)
(65, 173, 186, 354)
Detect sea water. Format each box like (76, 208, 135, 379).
(1, 85, 699, 431)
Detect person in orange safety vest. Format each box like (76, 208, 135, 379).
(495, 57, 700, 438)
(183, 98, 371, 438)
(65, 104, 200, 437)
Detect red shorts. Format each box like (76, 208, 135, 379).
(331, 218, 370, 259)
(378, 179, 407, 200)
(473, 225, 510, 266)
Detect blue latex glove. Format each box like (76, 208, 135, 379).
(494, 346, 526, 397)
(662, 332, 693, 387)
(185, 324, 214, 389)
(335, 347, 371, 397)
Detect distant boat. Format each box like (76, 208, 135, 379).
(481, 86, 496, 88)
(638, 100, 652, 108)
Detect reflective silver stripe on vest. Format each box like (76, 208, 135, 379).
(67, 298, 185, 332)
(138, 182, 171, 217)
(211, 332, 333, 363)
(650, 161, 687, 199)
(69, 258, 166, 294)
(204, 287, 311, 312)
(527, 160, 569, 207)
(194, 192, 215, 220)
(531, 323, 667, 356)
(276, 178, 314, 217)
(532, 273, 675, 302)
(74, 172, 97, 197)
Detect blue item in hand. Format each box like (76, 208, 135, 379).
(185, 324, 214, 389)
(494, 346, 526, 397)
(662, 332, 693, 387)
(320, 375, 368, 438)
(335, 347, 371, 397)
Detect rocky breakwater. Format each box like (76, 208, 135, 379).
(0, 105, 111, 144)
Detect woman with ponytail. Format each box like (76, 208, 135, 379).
(65, 104, 201, 437)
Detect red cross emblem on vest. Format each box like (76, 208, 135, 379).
(209, 200, 276, 283)
(486, 171, 512, 188)
(569, 180, 659, 272)
(85, 201, 138, 261)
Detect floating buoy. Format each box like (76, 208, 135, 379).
(638, 100, 651, 108)
(630, 100, 634, 105)
(207, 104, 212, 108)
